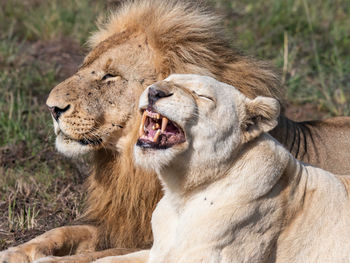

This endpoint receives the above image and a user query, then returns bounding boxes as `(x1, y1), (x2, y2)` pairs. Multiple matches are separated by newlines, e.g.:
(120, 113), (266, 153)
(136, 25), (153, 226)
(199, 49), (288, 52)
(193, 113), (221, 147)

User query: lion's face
(134, 74), (280, 174)
(46, 34), (157, 157)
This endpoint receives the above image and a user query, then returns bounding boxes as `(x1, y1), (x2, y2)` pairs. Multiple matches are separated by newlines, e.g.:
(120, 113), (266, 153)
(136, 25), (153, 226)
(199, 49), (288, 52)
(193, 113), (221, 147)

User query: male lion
(1, 0), (350, 262)
(95, 74), (350, 263)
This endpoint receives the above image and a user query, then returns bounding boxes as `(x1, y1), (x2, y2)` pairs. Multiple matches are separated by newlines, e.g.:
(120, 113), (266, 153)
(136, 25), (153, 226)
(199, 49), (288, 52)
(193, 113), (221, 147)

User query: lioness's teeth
(139, 126), (144, 137)
(156, 113), (160, 119)
(161, 117), (168, 132)
(152, 123), (160, 130)
(153, 129), (161, 142)
(139, 130), (144, 137)
(139, 111), (147, 137)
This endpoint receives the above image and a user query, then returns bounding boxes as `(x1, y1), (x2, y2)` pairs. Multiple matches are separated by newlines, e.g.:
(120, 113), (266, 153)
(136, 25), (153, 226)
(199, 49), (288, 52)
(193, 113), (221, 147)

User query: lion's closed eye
(101, 74), (122, 81)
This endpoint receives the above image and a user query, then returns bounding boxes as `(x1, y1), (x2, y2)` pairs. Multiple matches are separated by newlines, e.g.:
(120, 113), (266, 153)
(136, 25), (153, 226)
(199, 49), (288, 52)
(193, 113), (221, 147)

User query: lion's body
(48, 0), (285, 250)
(1, 1), (350, 262)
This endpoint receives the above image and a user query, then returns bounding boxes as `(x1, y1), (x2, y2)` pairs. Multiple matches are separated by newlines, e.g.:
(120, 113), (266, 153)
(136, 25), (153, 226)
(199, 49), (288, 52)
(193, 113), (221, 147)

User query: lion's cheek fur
(55, 134), (93, 157)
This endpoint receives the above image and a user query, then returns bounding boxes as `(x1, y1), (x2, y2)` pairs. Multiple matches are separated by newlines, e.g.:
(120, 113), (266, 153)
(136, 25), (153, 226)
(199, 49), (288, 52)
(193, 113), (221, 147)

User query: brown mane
(84, 124), (162, 249)
(83, 0), (283, 249)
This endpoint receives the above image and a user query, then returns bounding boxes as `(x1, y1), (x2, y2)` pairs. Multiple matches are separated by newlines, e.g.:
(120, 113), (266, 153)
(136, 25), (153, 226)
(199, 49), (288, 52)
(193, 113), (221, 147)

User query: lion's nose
(48, 105), (70, 121)
(148, 86), (173, 105)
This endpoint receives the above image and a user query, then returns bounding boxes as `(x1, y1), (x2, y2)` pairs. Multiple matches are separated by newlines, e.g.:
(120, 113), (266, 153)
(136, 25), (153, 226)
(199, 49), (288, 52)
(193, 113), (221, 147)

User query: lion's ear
(241, 96), (280, 143)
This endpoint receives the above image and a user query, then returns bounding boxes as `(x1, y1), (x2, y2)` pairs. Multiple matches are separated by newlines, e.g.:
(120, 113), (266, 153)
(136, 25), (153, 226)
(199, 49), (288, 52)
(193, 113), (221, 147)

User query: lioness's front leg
(0, 225), (97, 263)
(93, 250), (149, 263)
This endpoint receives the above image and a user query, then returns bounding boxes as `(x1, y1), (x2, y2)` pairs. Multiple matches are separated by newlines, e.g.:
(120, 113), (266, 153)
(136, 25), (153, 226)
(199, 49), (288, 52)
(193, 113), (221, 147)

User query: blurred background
(0, 0), (349, 250)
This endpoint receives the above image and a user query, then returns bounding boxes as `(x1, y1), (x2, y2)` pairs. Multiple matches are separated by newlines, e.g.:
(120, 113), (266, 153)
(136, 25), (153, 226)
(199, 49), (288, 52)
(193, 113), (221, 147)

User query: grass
(0, 0), (349, 250)
(212, 0), (350, 115)
(0, 0), (104, 44)
(8, 200), (39, 231)
(0, 0), (103, 249)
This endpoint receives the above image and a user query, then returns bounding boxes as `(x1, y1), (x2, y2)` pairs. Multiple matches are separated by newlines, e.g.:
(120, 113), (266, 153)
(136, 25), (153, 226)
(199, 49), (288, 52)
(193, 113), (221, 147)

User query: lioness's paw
(0, 248), (31, 263)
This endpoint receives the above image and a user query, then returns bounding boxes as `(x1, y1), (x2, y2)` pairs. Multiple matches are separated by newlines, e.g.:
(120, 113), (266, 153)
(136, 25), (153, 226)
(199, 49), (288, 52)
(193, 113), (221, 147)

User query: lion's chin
(55, 133), (97, 158)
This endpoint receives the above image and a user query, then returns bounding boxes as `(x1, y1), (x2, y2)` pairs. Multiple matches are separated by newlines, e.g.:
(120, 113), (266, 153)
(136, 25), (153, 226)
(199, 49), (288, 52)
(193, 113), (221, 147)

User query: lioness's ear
(241, 96), (280, 143)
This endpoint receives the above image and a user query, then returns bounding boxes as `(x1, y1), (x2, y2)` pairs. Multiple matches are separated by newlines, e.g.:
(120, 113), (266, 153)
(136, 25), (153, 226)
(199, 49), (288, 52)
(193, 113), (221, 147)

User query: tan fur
(1, 0), (350, 262)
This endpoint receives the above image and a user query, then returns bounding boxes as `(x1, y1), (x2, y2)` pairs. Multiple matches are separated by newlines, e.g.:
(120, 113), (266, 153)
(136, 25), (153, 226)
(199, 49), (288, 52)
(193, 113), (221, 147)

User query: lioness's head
(134, 74), (280, 177)
(46, 0), (280, 158)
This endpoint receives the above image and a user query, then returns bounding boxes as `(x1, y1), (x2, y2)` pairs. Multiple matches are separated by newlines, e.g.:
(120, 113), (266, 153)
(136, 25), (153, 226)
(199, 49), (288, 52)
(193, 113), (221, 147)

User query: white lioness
(95, 74), (350, 263)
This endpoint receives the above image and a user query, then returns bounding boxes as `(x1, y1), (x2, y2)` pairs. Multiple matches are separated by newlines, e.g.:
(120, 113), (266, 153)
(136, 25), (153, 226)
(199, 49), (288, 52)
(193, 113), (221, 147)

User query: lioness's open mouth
(137, 109), (185, 149)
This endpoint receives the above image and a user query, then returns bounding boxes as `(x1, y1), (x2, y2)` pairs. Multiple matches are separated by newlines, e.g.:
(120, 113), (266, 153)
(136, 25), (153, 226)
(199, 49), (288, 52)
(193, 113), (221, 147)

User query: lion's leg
(31, 248), (141, 263)
(0, 225), (98, 263)
(92, 250), (150, 263)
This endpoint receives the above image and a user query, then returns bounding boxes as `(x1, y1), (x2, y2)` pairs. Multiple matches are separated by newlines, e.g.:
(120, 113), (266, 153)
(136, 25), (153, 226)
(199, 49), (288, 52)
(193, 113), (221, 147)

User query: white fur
(97, 74), (350, 263)
(55, 133), (92, 158)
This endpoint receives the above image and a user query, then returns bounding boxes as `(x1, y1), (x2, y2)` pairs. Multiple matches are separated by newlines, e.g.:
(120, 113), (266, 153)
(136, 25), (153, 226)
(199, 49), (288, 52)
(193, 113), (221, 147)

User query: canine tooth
(139, 123), (144, 137)
(141, 111), (147, 125)
(161, 117), (168, 132)
(153, 129), (161, 142)
(139, 111), (147, 137)
(156, 113), (160, 119)
(139, 128), (144, 137)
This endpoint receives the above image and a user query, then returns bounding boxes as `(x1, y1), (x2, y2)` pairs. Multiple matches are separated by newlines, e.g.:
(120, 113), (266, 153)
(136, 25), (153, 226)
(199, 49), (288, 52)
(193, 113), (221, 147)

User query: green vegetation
(0, 0), (349, 249)
(212, 0), (350, 115)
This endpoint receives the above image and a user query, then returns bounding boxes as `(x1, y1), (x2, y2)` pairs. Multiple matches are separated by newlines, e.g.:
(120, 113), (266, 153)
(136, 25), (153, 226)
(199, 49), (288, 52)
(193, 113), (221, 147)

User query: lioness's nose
(148, 86), (173, 105)
(48, 105), (70, 121)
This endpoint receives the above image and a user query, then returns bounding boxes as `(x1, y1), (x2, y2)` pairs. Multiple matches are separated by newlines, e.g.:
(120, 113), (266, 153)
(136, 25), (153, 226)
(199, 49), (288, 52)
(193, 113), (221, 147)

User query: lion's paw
(0, 248), (31, 263)
(93, 257), (115, 263)
(33, 256), (73, 263)
(93, 256), (129, 263)
(32, 256), (59, 263)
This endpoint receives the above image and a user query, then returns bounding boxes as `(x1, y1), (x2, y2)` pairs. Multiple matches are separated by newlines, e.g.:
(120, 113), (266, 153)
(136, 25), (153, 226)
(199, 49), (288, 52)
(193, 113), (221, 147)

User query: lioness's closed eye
(130, 74), (350, 263)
